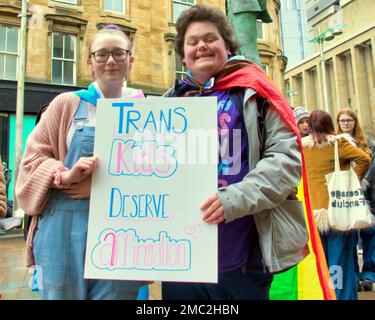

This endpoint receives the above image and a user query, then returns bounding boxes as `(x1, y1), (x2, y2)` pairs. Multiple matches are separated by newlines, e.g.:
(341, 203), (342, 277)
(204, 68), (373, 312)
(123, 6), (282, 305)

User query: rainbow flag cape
(212, 61), (336, 300)
(270, 179), (336, 300)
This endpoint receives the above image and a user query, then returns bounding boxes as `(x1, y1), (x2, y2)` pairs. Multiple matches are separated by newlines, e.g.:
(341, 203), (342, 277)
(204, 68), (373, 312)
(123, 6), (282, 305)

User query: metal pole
(13, 0), (28, 215)
(319, 40), (330, 113)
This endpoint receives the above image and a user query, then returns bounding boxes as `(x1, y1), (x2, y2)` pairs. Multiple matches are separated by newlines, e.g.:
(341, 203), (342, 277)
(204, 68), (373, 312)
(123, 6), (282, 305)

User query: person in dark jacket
(360, 153), (375, 291)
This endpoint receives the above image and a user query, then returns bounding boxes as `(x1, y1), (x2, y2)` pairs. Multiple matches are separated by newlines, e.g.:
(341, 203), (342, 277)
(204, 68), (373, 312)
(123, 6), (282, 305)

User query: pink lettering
(92, 230), (191, 271)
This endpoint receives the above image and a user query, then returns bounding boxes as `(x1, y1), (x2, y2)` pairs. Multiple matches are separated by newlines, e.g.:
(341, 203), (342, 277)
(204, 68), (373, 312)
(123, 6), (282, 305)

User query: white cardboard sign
(84, 97), (218, 283)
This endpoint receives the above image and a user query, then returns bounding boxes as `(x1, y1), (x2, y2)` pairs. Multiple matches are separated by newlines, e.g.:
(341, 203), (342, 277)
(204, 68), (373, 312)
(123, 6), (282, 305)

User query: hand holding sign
(61, 156), (99, 185)
(200, 194), (226, 224)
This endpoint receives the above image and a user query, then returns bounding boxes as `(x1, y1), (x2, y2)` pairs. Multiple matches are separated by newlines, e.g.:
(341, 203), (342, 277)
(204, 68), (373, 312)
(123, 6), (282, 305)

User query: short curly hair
(174, 4), (240, 59)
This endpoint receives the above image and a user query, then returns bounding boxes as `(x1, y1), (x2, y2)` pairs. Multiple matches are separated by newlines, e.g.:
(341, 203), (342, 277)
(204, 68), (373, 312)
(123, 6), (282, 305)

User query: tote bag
(324, 140), (375, 231)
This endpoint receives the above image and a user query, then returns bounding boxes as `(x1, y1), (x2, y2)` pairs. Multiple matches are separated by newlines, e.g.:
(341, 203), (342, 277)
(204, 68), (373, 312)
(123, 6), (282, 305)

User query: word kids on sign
(84, 97), (218, 283)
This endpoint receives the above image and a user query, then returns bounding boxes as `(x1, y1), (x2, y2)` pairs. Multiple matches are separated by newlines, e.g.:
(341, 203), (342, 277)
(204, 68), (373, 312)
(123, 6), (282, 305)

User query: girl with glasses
(336, 108), (375, 293)
(336, 108), (372, 154)
(16, 25), (145, 300)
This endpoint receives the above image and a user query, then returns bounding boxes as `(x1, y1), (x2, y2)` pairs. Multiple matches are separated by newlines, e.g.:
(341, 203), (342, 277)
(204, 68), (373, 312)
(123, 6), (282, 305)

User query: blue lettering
(126, 110), (141, 133)
(143, 112), (157, 132)
(108, 192), (170, 220)
(109, 187), (122, 217)
(130, 195), (138, 218)
(160, 109), (172, 133)
(112, 102), (134, 134)
(172, 107), (187, 134)
(145, 194), (154, 217)
(161, 194), (169, 218)
(121, 195), (130, 217)
(138, 194), (145, 218)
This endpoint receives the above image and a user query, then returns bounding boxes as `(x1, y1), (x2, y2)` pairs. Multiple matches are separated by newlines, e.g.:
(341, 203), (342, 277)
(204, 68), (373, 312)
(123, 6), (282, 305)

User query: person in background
(336, 108), (373, 153)
(303, 109), (370, 299)
(16, 24), (144, 300)
(293, 106), (310, 137)
(0, 157), (6, 218)
(336, 108), (375, 292)
(361, 152), (375, 291)
(162, 4), (306, 300)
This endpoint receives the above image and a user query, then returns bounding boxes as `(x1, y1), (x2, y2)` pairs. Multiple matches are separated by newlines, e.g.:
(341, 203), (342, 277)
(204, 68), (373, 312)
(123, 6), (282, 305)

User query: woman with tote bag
(336, 108), (375, 292)
(302, 110), (370, 300)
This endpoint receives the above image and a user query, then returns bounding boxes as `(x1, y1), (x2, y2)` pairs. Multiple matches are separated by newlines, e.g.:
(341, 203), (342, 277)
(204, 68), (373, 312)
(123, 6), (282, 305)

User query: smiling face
(88, 33), (133, 88)
(182, 21), (230, 84)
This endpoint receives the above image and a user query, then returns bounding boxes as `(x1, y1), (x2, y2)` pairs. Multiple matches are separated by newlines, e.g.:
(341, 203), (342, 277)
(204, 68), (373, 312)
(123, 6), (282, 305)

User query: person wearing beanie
(293, 106), (310, 137)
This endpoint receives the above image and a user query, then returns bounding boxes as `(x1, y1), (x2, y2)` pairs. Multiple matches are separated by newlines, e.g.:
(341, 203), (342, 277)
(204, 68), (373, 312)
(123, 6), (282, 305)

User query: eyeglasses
(90, 49), (131, 63)
(339, 119), (354, 124)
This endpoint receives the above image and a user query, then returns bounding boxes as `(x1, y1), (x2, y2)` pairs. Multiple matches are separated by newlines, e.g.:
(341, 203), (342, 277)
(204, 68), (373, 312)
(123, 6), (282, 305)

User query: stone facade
(257, 0), (288, 91)
(284, 0), (375, 137)
(0, 0), (286, 95)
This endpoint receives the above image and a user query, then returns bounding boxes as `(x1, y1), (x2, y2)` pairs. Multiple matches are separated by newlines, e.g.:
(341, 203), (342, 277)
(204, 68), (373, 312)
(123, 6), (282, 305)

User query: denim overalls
(33, 99), (141, 299)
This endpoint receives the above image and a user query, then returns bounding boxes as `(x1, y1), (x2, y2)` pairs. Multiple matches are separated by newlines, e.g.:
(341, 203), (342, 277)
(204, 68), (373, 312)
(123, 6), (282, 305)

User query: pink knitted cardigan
(15, 92), (80, 215)
(17, 88), (144, 267)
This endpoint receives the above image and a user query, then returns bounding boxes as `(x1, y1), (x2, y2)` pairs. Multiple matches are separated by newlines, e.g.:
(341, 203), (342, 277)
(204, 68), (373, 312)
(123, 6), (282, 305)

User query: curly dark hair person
(174, 4), (240, 59)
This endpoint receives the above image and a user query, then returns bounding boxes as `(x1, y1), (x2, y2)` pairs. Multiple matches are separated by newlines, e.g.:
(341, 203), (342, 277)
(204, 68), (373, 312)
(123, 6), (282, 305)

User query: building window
(173, 0), (194, 23)
(54, 0), (78, 4)
(104, 0), (125, 14)
(175, 55), (188, 81)
(0, 25), (19, 80)
(51, 33), (76, 85)
(256, 20), (264, 40)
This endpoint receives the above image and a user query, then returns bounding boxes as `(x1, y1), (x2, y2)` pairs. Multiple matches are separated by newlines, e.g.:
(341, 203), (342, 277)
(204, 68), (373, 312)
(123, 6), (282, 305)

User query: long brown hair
(336, 108), (371, 154)
(309, 110), (335, 145)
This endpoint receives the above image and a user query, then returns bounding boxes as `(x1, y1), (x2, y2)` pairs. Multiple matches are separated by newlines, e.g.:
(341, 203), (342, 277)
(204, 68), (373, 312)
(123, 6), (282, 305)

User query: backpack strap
(228, 87), (245, 120)
(229, 87), (269, 157)
(256, 97), (270, 157)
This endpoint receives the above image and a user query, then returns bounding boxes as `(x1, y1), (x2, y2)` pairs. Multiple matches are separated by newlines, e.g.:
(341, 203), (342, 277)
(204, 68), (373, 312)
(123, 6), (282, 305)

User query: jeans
(321, 231), (357, 300)
(353, 226), (375, 282)
(162, 267), (273, 300)
(33, 102), (141, 300)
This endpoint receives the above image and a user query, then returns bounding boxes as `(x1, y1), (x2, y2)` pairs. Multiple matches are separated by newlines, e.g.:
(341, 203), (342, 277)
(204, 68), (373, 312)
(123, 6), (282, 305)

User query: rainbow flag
(270, 179), (336, 300)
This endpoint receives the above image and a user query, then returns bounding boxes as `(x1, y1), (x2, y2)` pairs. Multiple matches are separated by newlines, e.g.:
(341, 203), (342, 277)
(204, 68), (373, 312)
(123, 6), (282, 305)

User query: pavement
(0, 229), (374, 300)
(0, 229), (162, 300)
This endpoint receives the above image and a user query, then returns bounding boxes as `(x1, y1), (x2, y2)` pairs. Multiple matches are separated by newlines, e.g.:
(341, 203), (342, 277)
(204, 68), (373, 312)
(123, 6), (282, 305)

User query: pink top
(16, 87), (144, 215)
(17, 87), (144, 267)
(16, 92), (80, 215)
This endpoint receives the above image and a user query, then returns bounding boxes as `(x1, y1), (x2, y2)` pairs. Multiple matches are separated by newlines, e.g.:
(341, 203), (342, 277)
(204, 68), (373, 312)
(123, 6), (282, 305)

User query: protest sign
(84, 97), (218, 283)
